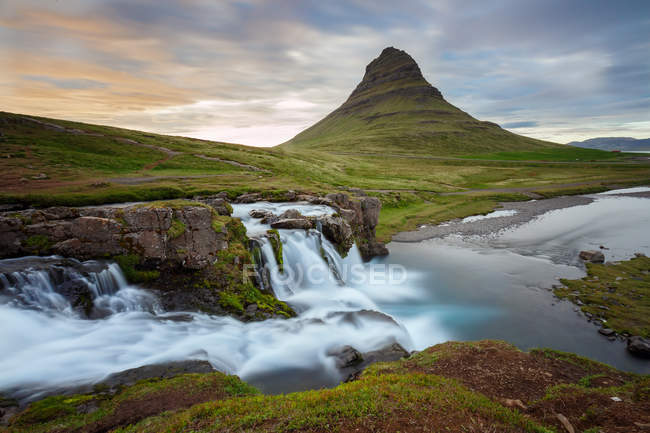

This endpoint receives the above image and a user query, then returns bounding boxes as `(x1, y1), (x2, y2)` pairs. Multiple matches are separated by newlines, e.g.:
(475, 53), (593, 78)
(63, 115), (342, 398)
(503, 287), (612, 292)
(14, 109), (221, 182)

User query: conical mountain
(281, 47), (557, 154)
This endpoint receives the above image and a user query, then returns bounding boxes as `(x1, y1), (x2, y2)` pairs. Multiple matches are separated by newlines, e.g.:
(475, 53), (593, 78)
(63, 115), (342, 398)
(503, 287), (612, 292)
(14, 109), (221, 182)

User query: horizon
(1, 0), (649, 147)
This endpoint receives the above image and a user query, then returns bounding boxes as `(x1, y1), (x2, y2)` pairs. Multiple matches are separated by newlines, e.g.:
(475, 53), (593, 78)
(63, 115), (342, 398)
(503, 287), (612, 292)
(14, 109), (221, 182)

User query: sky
(1, 0), (649, 147)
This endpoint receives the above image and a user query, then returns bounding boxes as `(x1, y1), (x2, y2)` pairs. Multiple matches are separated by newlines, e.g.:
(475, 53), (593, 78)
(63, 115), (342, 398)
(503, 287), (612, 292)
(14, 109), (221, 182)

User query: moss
(113, 255), (160, 284)
(23, 234), (52, 254)
(167, 218), (186, 239)
(555, 256), (650, 337)
(530, 348), (618, 373)
(266, 229), (283, 273)
(211, 214), (230, 233)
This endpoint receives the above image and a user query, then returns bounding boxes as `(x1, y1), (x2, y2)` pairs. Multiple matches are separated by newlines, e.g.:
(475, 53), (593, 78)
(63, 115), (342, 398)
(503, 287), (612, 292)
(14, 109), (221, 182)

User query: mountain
(568, 137), (650, 151)
(281, 47), (558, 154)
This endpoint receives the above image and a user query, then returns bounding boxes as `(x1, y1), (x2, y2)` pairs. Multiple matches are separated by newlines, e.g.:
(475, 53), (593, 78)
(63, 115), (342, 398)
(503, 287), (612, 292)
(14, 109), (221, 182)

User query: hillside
(281, 47), (559, 155)
(569, 137), (650, 151)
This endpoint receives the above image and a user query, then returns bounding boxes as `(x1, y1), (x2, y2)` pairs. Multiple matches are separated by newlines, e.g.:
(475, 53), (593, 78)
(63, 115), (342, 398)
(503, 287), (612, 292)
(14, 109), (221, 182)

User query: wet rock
(98, 360), (215, 390)
(579, 250), (605, 263)
(330, 342), (410, 382)
(271, 218), (314, 230)
(627, 336), (650, 358)
(249, 209), (273, 219)
(279, 209), (303, 219)
(318, 215), (353, 255)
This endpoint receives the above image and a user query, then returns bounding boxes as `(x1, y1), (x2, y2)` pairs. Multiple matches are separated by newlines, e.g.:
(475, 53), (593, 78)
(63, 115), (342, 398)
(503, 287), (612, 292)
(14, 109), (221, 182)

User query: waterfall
(0, 257), (160, 318)
(1, 202), (414, 400)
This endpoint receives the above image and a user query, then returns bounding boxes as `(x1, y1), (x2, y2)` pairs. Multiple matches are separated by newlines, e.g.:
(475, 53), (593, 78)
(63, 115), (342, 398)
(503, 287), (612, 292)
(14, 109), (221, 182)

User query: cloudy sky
(1, 0), (649, 146)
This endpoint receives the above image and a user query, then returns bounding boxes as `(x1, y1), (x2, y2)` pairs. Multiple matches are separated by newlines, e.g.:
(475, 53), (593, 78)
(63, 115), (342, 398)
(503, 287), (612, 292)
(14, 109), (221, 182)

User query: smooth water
(1, 192), (649, 401)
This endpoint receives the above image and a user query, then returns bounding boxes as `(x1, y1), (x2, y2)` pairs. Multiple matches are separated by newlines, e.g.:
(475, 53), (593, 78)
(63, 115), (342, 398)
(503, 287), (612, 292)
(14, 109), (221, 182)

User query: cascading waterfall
(0, 202), (414, 401)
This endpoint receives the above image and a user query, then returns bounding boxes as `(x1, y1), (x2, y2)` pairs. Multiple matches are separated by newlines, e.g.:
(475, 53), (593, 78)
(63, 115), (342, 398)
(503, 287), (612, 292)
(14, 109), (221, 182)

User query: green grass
(555, 256), (650, 337)
(114, 255), (160, 284)
(2, 111), (650, 242)
(463, 147), (626, 162)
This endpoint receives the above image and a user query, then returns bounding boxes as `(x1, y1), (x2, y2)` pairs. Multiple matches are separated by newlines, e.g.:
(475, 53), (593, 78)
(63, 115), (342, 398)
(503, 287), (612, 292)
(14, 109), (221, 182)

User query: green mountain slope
(281, 47), (559, 154)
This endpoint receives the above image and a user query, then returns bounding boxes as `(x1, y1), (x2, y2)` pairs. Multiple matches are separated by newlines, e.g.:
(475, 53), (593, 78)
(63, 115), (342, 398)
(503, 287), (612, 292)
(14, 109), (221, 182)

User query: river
(1, 188), (648, 401)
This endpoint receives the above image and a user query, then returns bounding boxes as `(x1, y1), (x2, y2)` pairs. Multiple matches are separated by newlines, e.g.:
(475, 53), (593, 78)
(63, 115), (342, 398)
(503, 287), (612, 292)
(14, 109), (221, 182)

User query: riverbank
(392, 187), (650, 242)
(3, 341), (648, 433)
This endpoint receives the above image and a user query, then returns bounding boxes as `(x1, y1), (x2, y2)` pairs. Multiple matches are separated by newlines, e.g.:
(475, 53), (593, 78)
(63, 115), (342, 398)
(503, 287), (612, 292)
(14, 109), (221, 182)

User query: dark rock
(97, 360), (215, 390)
(579, 250), (605, 263)
(318, 215), (353, 255)
(249, 209), (273, 219)
(271, 218), (314, 230)
(200, 197), (232, 216)
(329, 341), (410, 382)
(279, 209), (303, 219)
(627, 336), (650, 358)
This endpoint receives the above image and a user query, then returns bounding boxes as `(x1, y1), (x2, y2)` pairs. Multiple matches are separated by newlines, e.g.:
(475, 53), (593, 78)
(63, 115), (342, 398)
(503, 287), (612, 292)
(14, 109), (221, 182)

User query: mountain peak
(346, 47), (442, 106)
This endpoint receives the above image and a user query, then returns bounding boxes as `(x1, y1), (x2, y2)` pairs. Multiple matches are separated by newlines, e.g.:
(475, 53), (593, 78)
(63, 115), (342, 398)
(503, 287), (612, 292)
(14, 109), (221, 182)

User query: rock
(278, 209), (303, 219)
(249, 209), (273, 219)
(627, 336), (650, 358)
(329, 341), (409, 382)
(99, 360), (215, 389)
(318, 215), (353, 255)
(502, 398), (527, 411)
(555, 413), (575, 433)
(57, 279), (95, 318)
(635, 422), (650, 430)
(327, 345), (364, 369)
(234, 192), (262, 203)
(271, 218), (314, 230)
(579, 250), (605, 263)
(200, 197), (232, 216)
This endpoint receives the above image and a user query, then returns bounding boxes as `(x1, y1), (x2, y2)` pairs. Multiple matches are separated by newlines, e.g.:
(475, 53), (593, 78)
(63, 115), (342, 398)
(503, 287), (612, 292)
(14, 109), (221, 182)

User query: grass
(2, 111), (650, 242)
(462, 147), (627, 162)
(113, 255), (160, 284)
(555, 256), (650, 337)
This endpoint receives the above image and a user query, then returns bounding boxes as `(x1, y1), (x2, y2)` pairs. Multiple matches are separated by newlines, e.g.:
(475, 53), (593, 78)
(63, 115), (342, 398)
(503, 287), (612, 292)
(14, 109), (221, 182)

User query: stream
(1, 188), (649, 402)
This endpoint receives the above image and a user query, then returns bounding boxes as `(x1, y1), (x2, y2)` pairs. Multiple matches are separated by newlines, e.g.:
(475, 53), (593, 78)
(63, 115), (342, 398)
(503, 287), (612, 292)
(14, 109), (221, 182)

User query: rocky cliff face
(0, 200), (231, 269)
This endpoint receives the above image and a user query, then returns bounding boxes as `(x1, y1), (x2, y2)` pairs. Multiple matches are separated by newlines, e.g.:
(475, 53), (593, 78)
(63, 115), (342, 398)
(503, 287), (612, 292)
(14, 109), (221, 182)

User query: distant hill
(568, 137), (650, 151)
(280, 47), (559, 155)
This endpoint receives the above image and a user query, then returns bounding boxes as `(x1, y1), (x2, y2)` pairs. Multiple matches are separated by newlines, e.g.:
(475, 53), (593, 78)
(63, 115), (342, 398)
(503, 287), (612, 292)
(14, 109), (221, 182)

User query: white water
(3, 194), (649, 401)
(0, 202), (412, 400)
(462, 209), (518, 223)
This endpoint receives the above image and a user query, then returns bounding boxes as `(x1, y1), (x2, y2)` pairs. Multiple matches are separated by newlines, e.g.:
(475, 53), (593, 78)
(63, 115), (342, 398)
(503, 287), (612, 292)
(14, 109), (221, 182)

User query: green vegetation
(9, 340), (649, 433)
(212, 218), (293, 318)
(555, 256), (650, 337)
(266, 229), (284, 272)
(5, 372), (258, 433)
(2, 109), (650, 242)
(113, 255), (160, 284)
(167, 218), (186, 239)
(462, 147), (627, 162)
(22, 235), (52, 255)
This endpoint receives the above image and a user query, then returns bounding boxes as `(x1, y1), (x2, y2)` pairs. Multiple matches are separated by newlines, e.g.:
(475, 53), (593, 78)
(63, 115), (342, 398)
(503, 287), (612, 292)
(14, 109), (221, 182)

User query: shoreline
(391, 189), (650, 243)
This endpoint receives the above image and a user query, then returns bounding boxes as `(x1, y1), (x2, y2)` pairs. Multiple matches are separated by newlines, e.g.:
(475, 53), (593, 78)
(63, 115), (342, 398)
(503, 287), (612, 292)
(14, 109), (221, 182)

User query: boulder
(598, 328), (616, 337)
(279, 209), (303, 219)
(579, 250), (605, 263)
(328, 341), (410, 382)
(249, 209), (273, 219)
(627, 336), (650, 358)
(318, 216), (353, 254)
(271, 218), (314, 230)
(201, 197), (232, 216)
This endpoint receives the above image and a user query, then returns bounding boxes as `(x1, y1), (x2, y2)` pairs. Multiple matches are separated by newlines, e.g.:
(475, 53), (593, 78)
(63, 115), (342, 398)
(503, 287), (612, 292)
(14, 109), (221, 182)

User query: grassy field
(2, 111), (650, 241)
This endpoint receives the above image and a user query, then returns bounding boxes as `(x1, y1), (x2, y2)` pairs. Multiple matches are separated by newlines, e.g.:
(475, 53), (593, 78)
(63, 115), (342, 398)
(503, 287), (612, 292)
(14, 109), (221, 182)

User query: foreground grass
(5, 341), (648, 433)
(555, 256), (650, 337)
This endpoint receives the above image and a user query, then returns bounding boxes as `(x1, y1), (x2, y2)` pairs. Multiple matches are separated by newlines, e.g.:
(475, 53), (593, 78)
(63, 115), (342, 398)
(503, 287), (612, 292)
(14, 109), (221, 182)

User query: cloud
(0, 0), (649, 145)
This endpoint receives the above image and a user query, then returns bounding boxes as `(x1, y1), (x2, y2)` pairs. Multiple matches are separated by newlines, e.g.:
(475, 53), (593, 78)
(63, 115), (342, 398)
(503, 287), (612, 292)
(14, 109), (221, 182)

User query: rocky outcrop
(241, 191), (387, 260)
(627, 336), (650, 358)
(579, 250), (605, 263)
(0, 202), (229, 270)
(328, 341), (410, 382)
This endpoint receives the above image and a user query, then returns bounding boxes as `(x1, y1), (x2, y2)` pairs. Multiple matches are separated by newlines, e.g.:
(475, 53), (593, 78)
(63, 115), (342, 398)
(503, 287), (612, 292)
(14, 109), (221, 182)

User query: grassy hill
(281, 47), (559, 155)
(2, 109), (650, 242)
